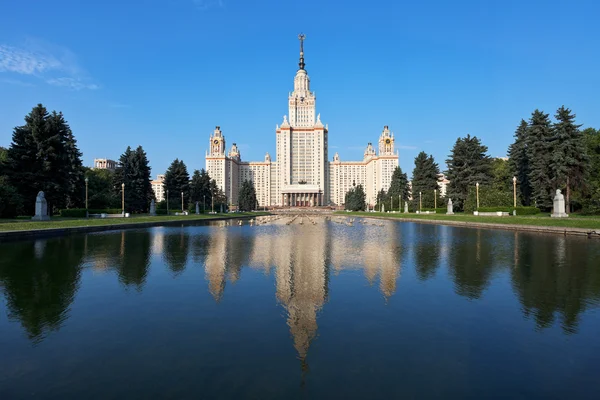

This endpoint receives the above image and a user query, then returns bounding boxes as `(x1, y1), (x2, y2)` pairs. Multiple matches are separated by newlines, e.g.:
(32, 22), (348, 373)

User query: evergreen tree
(491, 158), (512, 192)
(113, 146), (153, 213)
(164, 159), (190, 209)
(582, 128), (600, 213)
(508, 120), (532, 205)
(411, 152), (440, 209)
(208, 179), (227, 212)
(238, 180), (258, 211)
(387, 166), (411, 208)
(550, 106), (589, 211)
(5, 104), (84, 214)
(446, 134), (492, 211)
(527, 110), (554, 210)
(344, 184), (366, 211)
(189, 169), (212, 211)
(84, 168), (119, 209)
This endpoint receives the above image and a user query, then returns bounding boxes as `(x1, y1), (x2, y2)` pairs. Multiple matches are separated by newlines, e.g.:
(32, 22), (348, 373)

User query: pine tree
(164, 159), (190, 209)
(508, 119), (533, 205)
(238, 180), (257, 211)
(550, 106), (589, 211)
(411, 152), (440, 209)
(446, 134), (492, 211)
(113, 146), (153, 213)
(5, 104), (84, 214)
(527, 110), (554, 210)
(344, 184), (366, 211)
(189, 169), (213, 212)
(387, 166), (411, 209)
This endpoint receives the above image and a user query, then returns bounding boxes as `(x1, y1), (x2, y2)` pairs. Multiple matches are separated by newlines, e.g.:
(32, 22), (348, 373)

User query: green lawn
(0, 212), (268, 232)
(337, 211), (600, 230)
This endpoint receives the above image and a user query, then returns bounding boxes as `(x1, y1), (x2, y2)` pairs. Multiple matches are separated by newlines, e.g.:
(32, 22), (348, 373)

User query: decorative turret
(333, 152), (340, 163)
(228, 142), (241, 160)
(265, 152), (271, 162)
(364, 142), (376, 160)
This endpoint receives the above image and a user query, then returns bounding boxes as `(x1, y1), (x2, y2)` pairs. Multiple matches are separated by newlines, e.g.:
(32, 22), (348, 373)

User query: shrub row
(477, 206), (540, 215)
(421, 208), (447, 213)
(59, 208), (123, 217)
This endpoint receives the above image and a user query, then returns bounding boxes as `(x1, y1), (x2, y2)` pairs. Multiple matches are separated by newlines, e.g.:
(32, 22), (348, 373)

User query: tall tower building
(206, 35), (399, 208)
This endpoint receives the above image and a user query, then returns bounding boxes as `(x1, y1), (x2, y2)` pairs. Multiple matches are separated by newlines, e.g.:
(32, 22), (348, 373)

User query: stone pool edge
(352, 215), (600, 239)
(0, 214), (268, 242)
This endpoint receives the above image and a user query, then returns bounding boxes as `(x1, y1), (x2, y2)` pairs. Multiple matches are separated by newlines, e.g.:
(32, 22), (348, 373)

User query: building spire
(298, 33), (306, 70)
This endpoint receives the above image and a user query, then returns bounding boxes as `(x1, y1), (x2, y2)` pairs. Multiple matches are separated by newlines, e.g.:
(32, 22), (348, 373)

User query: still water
(1, 216), (600, 399)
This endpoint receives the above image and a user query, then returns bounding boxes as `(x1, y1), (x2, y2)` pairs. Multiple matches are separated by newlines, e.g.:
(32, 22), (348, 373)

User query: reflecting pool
(1, 216), (600, 399)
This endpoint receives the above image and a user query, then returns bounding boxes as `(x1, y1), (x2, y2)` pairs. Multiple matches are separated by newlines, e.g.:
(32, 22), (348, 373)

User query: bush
(464, 185), (514, 213)
(59, 208), (124, 217)
(476, 206), (541, 215)
(0, 177), (23, 218)
(421, 208), (447, 213)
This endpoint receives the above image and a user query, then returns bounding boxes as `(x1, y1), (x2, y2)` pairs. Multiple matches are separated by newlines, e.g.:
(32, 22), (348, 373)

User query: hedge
(421, 208), (448, 213)
(59, 208), (123, 217)
(477, 206), (540, 215)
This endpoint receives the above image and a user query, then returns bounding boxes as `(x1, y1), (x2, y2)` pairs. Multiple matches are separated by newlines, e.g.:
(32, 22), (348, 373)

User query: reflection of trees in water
(447, 229), (495, 300)
(413, 224), (441, 281)
(511, 233), (600, 334)
(0, 237), (84, 343)
(163, 230), (190, 275)
(112, 231), (152, 289)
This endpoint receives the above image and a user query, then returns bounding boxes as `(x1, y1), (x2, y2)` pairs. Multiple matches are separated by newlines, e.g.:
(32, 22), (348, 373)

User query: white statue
(404, 201), (409, 213)
(195, 202), (200, 215)
(551, 189), (569, 218)
(447, 198), (454, 215)
(32, 191), (50, 221)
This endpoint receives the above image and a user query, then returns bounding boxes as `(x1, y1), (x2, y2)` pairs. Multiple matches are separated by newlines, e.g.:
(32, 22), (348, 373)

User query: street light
(212, 195), (214, 213)
(85, 177), (89, 218)
(121, 182), (125, 216)
(166, 189), (169, 215)
(476, 182), (480, 210)
(434, 189), (437, 209)
(181, 191), (184, 212)
(419, 191), (422, 212)
(513, 176), (517, 208)
(203, 195), (206, 213)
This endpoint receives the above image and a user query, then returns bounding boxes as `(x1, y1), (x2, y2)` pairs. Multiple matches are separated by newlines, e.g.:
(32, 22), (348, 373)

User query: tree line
(345, 106), (599, 214)
(0, 104), (227, 218)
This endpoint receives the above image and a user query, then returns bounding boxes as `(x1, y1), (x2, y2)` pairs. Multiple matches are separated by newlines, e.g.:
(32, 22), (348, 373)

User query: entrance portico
(281, 184), (323, 207)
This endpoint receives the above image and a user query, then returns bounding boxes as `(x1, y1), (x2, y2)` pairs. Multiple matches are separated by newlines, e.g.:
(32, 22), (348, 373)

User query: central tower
(289, 34), (316, 128)
(276, 34), (328, 206)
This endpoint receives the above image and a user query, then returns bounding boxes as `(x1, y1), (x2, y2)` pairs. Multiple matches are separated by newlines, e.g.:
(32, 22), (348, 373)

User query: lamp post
(513, 176), (517, 208)
(181, 191), (184, 212)
(434, 189), (437, 209)
(212, 195), (214, 213)
(85, 177), (89, 218)
(166, 189), (169, 215)
(121, 182), (125, 216)
(476, 182), (480, 210)
(399, 194), (401, 213)
(419, 191), (422, 212)
(203, 195), (206, 213)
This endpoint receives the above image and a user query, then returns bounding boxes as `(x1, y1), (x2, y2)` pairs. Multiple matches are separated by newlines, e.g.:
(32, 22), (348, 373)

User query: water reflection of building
(202, 219), (402, 364)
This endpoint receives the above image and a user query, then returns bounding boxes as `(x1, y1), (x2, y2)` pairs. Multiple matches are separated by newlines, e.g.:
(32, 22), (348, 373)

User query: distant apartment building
(94, 158), (116, 171)
(151, 174), (166, 202)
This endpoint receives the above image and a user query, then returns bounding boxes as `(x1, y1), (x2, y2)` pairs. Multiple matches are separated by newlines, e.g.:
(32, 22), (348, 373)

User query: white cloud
(47, 77), (99, 91)
(0, 77), (35, 87)
(0, 40), (98, 90)
(193, 0), (224, 10)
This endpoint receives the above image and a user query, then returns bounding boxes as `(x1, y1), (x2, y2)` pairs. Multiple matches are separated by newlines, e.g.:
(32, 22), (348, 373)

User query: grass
(337, 211), (600, 230)
(0, 212), (268, 232)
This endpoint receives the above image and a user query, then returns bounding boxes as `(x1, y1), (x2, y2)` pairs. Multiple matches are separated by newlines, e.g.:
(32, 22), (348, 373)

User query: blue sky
(1, 0), (599, 178)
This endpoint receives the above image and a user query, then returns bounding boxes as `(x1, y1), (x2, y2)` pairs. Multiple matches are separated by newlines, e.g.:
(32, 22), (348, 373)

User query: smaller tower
(364, 142), (376, 160)
(209, 126), (226, 156)
(378, 125), (395, 156)
(228, 143), (241, 161)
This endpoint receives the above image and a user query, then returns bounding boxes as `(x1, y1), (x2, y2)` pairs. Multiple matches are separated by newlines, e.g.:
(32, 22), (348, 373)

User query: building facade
(206, 35), (399, 207)
(151, 174), (166, 202)
(93, 158), (116, 171)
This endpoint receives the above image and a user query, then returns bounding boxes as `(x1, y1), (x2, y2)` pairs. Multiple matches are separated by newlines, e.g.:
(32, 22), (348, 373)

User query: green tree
(189, 169), (212, 211)
(4, 105), (84, 214)
(113, 146), (154, 213)
(164, 159), (190, 210)
(209, 179), (227, 212)
(491, 158), (512, 192)
(238, 180), (258, 211)
(527, 110), (554, 210)
(344, 184), (366, 211)
(411, 152), (440, 202)
(387, 166), (410, 209)
(446, 134), (492, 211)
(84, 167), (119, 209)
(0, 147), (23, 218)
(549, 106), (589, 212)
(581, 128), (600, 213)
(508, 120), (533, 205)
